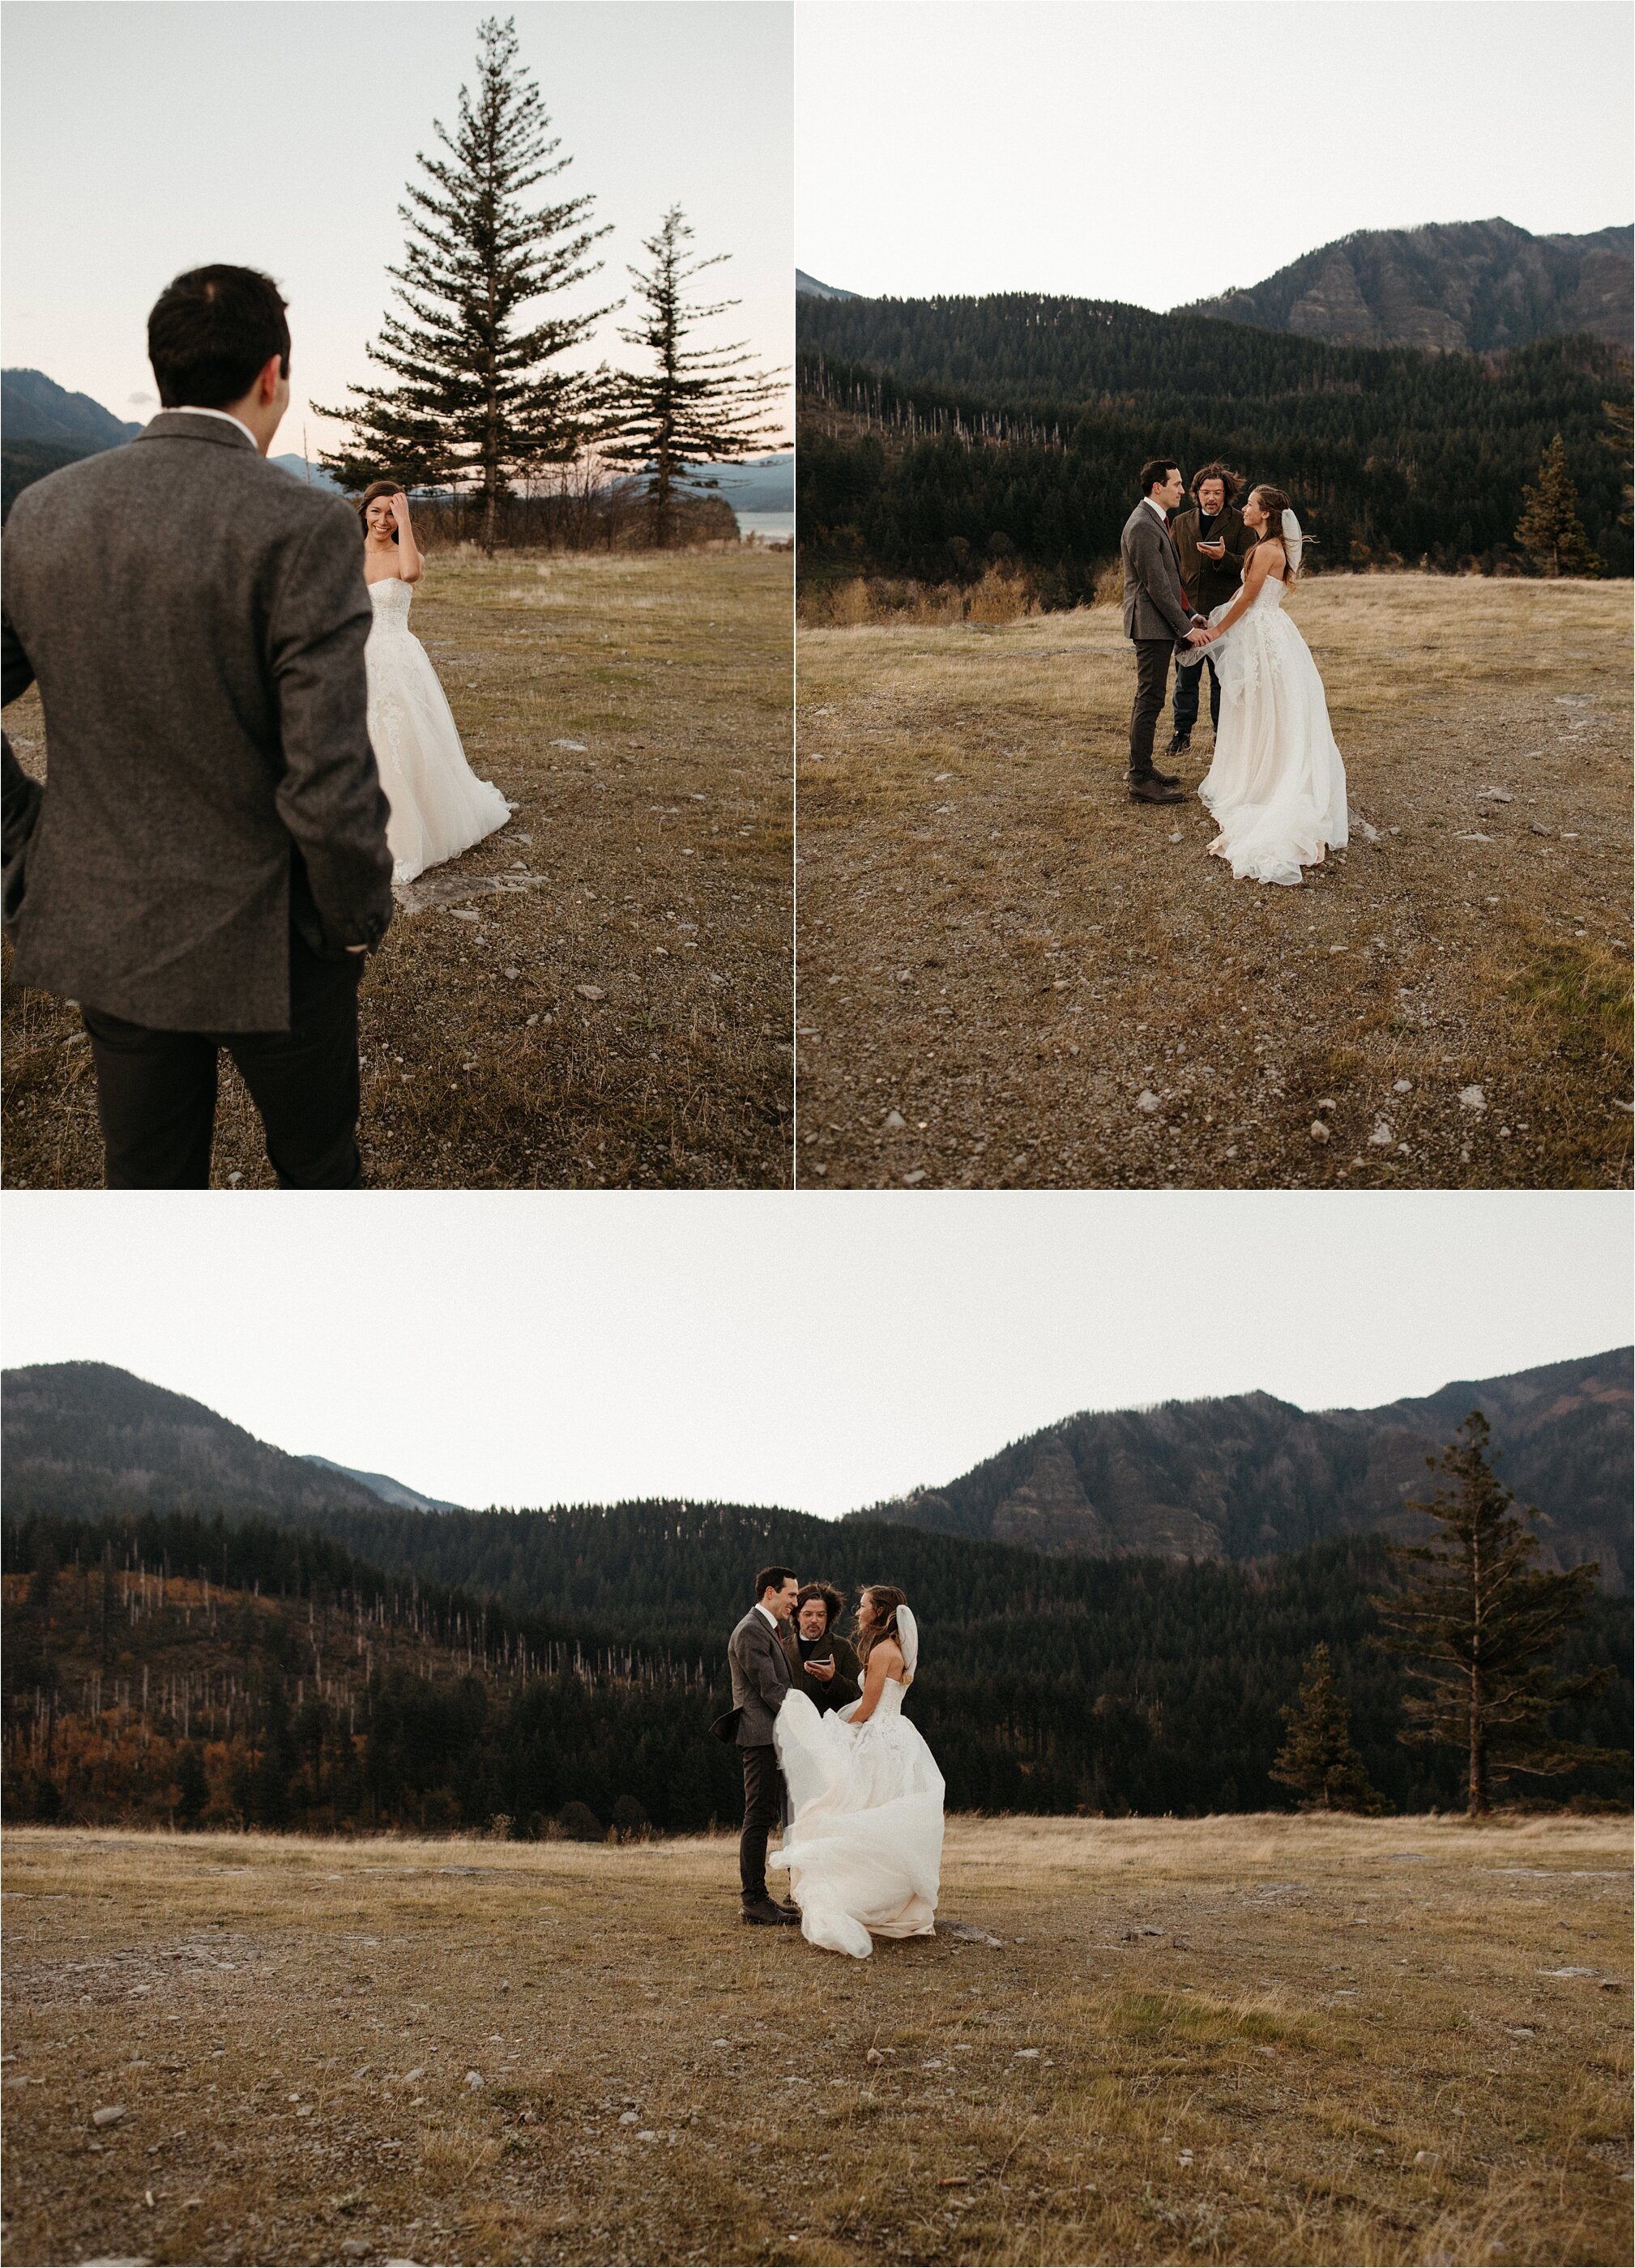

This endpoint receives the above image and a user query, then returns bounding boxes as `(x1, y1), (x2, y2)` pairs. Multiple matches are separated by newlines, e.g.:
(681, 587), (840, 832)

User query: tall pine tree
(1372, 1413), (1615, 1815)
(604, 206), (785, 545)
(1514, 435), (1603, 576)
(317, 16), (613, 554)
(1270, 1643), (1385, 1813)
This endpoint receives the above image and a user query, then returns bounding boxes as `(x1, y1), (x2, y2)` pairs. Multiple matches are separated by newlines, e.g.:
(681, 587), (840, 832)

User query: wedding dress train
(1182, 575), (1347, 888)
(769, 1679), (945, 1959)
(364, 577), (510, 884)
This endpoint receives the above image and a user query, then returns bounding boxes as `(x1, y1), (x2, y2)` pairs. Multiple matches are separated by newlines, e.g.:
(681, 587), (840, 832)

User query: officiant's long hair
(856, 1584), (908, 1664)
(1249, 485), (1300, 580)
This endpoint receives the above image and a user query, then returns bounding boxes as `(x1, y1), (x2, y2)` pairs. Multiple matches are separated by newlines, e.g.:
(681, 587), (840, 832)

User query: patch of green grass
(1511, 938), (1633, 1078)
(1114, 1990), (1316, 2049)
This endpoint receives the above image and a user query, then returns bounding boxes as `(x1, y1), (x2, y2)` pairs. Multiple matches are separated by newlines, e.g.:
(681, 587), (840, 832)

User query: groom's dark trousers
(725, 1605), (796, 1908)
(1129, 641), (1178, 774)
(738, 1746), (783, 1904)
(2, 409), (394, 1187)
(82, 930), (365, 1189)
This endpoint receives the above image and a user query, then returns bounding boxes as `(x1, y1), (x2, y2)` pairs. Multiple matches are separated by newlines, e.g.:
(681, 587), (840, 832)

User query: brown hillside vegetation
(3, 546), (792, 1189)
(796, 577), (1631, 1190)
(2, 1816), (1629, 2267)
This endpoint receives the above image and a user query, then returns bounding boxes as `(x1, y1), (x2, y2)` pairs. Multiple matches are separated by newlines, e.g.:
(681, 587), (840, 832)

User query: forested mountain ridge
(300, 1456), (464, 1514)
(6, 1354), (1627, 1824)
(5, 1511), (1626, 1827)
(796, 292), (1632, 595)
(2, 1363), (392, 1524)
(8, 1353), (1626, 1597)
(1181, 219), (1633, 352)
(2, 368), (141, 447)
(854, 1349), (1633, 1589)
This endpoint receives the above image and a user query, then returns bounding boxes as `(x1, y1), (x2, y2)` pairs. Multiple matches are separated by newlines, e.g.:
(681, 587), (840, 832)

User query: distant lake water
(736, 510), (793, 543)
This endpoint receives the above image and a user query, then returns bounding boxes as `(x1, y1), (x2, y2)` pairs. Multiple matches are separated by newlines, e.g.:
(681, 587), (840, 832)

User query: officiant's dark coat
(1168, 503), (1257, 614)
(781, 1624), (863, 1714)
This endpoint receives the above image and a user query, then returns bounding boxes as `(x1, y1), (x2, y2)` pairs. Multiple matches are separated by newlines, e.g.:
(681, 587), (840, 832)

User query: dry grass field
(2, 1813), (1629, 2268)
(2, 545), (792, 1189)
(796, 577), (1631, 1188)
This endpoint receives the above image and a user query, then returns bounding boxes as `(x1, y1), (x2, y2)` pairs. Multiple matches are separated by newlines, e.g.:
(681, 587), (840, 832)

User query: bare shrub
(1093, 556), (1125, 608)
(964, 564), (1037, 625)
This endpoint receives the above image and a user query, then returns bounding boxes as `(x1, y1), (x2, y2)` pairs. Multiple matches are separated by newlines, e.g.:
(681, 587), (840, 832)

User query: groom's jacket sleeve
(2, 609), (44, 866)
(267, 505), (395, 954)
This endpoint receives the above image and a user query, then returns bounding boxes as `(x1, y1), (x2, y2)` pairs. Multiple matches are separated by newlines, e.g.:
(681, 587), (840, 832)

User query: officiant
(1166, 464), (1256, 757)
(783, 1581), (862, 1712)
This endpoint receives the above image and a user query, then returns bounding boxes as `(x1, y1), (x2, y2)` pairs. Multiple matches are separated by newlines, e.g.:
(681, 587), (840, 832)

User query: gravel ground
(2, 1814), (1629, 2266)
(3, 545), (793, 1189)
(796, 577), (1631, 1189)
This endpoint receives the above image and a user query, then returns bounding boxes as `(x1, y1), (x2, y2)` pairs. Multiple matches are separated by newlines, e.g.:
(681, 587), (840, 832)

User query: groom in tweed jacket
(1120, 458), (1210, 804)
(719, 1566), (808, 1926)
(2, 264), (393, 1188)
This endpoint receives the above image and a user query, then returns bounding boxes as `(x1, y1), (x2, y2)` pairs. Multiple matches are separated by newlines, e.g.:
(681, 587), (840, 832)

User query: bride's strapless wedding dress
(769, 1680), (945, 1959)
(1188, 576), (1347, 888)
(365, 577), (510, 884)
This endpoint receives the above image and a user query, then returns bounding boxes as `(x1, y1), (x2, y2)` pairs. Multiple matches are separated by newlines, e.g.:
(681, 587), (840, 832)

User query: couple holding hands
(1120, 458), (1350, 890)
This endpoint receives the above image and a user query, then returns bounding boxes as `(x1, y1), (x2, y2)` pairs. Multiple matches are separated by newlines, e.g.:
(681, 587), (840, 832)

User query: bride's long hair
(1248, 485), (1297, 580)
(856, 1584), (908, 1667)
(356, 480), (400, 544)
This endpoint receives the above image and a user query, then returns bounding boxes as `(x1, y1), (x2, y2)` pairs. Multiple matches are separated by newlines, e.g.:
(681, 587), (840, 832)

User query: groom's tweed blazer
(1, 411), (393, 1033)
(1120, 501), (1196, 642)
(726, 1606), (796, 1747)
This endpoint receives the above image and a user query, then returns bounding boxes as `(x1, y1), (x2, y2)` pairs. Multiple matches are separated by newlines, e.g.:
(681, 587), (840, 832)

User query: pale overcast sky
(796, 1), (1633, 308)
(2, 0), (792, 455)
(2, 1192), (1627, 1516)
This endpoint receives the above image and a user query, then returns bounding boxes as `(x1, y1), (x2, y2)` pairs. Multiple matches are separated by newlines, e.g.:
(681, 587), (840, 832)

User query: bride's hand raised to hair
(389, 491), (412, 527)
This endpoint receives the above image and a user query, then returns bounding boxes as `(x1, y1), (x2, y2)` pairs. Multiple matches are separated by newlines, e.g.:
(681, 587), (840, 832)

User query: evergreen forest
(796, 293), (1633, 602)
(4, 1500), (1627, 1837)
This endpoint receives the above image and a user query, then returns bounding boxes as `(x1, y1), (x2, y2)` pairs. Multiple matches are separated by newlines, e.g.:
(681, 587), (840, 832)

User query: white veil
(895, 1605), (919, 1683)
(1281, 506), (1304, 573)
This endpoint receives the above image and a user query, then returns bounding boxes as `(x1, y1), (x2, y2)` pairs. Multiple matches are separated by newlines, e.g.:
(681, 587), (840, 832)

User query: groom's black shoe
(775, 1899), (802, 1924)
(741, 1896), (792, 1927)
(1148, 765), (1182, 788)
(1128, 774), (1185, 804)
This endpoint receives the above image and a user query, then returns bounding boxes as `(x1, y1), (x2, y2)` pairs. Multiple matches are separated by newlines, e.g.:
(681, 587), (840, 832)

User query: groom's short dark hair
(1140, 458), (1180, 497)
(148, 265), (291, 410)
(755, 1565), (797, 1601)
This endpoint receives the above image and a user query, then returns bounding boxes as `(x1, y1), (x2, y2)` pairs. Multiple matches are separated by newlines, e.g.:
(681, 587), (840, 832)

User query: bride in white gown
(1181, 485), (1347, 888)
(357, 485), (510, 884)
(770, 1586), (945, 1959)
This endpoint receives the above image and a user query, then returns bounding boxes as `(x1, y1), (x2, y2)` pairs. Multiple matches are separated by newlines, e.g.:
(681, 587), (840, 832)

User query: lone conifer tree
(1270, 1643), (1385, 1813)
(1372, 1413), (1616, 1815)
(317, 16), (613, 554)
(1513, 435), (1602, 577)
(604, 205), (785, 545)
